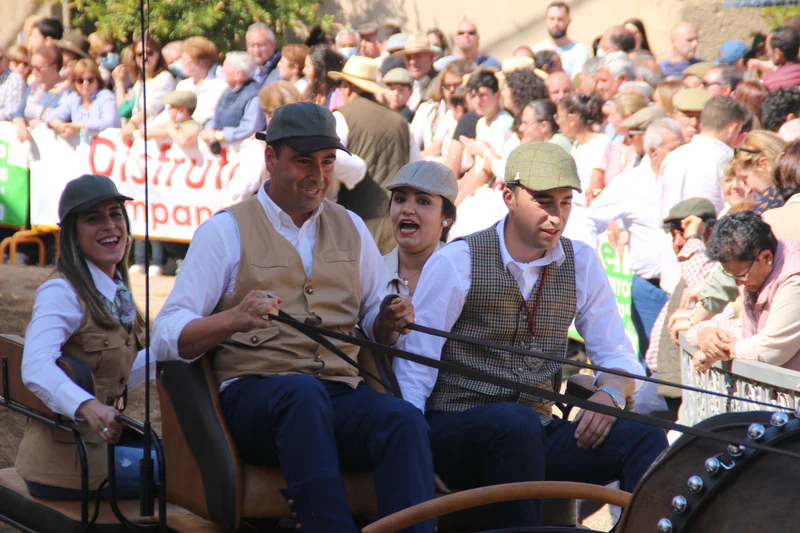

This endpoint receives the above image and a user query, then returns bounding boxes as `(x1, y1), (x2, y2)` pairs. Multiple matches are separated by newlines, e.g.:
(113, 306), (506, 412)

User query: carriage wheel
(360, 481), (630, 533)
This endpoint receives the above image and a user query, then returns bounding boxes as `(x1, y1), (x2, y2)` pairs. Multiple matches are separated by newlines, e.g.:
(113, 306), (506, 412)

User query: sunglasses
(457, 30), (477, 36)
(442, 83), (461, 92)
(77, 77), (97, 84)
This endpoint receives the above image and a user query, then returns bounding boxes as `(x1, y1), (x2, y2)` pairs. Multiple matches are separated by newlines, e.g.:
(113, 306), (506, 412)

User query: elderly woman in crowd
(384, 161), (457, 295)
(48, 59), (119, 145)
(13, 46), (71, 142)
(691, 211), (800, 373)
(116, 35), (176, 141)
(175, 36), (227, 126)
(303, 44), (344, 109)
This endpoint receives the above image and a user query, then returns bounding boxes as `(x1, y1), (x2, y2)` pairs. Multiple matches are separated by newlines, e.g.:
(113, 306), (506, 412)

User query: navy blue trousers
(220, 374), (435, 533)
(427, 402), (668, 528)
(631, 275), (669, 360)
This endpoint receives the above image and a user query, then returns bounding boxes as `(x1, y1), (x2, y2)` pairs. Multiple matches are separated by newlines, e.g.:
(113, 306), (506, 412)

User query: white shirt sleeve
(394, 242), (472, 412)
(334, 111), (349, 147)
(572, 241), (646, 386)
(408, 123), (422, 163)
(152, 212), (240, 362)
(347, 211), (392, 339)
(21, 279), (95, 419)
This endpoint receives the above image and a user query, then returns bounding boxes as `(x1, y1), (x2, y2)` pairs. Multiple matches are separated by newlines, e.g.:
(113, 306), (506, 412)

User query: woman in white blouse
(116, 35), (176, 140)
(555, 92), (609, 205)
(383, 161), (458, 296)
(17, 174), (149, 500)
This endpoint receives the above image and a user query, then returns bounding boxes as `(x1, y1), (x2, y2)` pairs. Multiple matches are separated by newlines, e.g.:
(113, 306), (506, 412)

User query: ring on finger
(102, 427), (109, 434)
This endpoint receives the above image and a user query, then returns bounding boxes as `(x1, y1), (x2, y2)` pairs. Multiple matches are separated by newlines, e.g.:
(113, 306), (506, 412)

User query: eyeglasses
(457, 30), (477, 36)
(702, 80), (721, 88)
(722, 252), (762, 281)
(76, 77), (97, 84)
(442, 83), (461, 92)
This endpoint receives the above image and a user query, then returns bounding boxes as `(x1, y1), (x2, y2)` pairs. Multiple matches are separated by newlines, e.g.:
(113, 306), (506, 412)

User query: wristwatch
(598, 385), (626, 410)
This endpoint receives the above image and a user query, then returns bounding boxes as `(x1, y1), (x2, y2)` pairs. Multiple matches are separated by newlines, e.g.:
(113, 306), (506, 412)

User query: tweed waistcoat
(212, 79), (260, 129)
(211, 197), (364, 387)
(426, 226), (577, 422)
(337, 95), (410, 220)
(16, 275), (140, 490)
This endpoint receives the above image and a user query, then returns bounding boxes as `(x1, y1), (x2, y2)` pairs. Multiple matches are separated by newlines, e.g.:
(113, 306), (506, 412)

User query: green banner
(0, 136), (29, 228)
(568, 241), (639, 352)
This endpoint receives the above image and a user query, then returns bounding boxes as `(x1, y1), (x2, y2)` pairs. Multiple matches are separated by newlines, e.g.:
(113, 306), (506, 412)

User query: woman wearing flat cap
(384, 160), (458, 295)
(16, 174), (150, 500)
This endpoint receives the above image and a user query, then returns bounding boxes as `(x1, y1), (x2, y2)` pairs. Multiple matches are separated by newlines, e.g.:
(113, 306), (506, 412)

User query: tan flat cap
(506, 142), (581, 192)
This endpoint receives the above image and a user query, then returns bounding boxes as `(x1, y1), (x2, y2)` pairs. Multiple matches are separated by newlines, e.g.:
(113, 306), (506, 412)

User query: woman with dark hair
(116, 35), (176, 140)
(762, 141), (800, 240)
(384, 161), (458, 295)
(17, 174), (151, 500)
(303, 44), (344, 109)
(692, 211), (800, 373)
(555, 92), (608, 204)
(624, 18), (652, 53)
(426, 28), (449, 58)
(518, 99), (573, 152)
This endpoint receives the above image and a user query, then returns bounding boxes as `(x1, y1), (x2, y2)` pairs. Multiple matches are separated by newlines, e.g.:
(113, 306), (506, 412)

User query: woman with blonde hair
(729, 129), (786, 213)
(654, 79), (683, 115)
(258, 80), (303, 120)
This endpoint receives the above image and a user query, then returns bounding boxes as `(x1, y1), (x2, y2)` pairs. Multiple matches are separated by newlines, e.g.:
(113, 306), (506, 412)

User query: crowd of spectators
(4, 3), (800, 424)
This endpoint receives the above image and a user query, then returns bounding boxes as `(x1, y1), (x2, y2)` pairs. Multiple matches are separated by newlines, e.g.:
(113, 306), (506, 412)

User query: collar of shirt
(384, 242), (445, 290)
(495, 217), (565, 282)
(85, 259), (122, 302)
(690, 133), (731, 154)
(257, 181), (324, 233)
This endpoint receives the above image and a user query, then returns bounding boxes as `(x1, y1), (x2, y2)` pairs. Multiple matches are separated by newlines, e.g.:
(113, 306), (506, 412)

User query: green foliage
(72, 0), (331, 51)
(762, 6), (800, 29)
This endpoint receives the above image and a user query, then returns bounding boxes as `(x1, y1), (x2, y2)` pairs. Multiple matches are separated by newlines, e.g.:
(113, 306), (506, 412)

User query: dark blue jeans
(25, 445), (157, 500)
(220, 375), (435, 533)
(427, 402), (667, 528)
(631, 275), (669, 360)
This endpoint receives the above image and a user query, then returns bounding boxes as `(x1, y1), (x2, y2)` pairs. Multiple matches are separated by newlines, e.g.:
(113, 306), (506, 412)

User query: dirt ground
(0, 264), (613, 531)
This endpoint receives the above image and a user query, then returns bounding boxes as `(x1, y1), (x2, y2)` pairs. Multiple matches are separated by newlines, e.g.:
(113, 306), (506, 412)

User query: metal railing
(679, 335), (800, 426)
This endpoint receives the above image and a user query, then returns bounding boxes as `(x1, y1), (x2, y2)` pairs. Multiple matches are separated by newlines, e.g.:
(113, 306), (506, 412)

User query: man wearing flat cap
(154, 102), (434, 532)
(397, 142), (667, 529)
(330, 56), (421, 253)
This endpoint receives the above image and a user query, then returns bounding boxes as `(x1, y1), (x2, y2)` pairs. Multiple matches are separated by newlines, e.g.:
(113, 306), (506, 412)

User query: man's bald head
(545, 71), (573, 104)
(670, 22), (699, 62)
(454, 20), (480, 59)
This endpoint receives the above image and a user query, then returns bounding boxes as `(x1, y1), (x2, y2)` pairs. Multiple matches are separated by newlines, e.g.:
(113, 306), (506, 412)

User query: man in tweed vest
(396, 143), (668, 528)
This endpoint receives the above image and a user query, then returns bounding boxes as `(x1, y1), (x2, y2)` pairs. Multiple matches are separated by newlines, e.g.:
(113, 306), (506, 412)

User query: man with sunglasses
(452, 20), (500, 69)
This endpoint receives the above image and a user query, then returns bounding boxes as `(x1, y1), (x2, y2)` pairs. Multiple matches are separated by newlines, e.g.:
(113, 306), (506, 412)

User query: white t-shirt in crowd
(532, 39), (590, 78)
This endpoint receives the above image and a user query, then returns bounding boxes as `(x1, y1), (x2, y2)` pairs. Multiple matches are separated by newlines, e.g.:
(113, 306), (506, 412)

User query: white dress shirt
(21, 261), (151, 419)
(395, 218), (644, 412)
(152, 183), (390, 372)
(584, 158), (664, 279)
(175, 76), (229, 126)
(657, 134), (730, 218)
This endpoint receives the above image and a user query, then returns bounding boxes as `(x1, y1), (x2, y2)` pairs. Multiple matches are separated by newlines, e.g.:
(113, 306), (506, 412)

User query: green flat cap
(505, 142), (581, 192)
(256, 101), (349, 154)
(164, 90), (197, 109)
(663, 197), (717, 224)
(383, 67), (414, 85)
(673, 88), (711, 113)
(620, 105), (666, 132)
(58, 174), (132, 224)
(387, 161), (458, 203)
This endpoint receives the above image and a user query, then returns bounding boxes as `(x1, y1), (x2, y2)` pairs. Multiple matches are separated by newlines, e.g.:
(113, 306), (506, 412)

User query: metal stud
(704, 457), (721, 475)
(747, 423), (766, 440)
(657, 518), (674, 533)
(687, 475), (704, 493)
(672, 495), (688, 513)
(728, 444), (744, 457)
(772, 412), (790, 428)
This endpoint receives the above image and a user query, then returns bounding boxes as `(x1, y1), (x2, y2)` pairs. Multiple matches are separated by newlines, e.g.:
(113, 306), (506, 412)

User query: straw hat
(328, 56), (386, 94)
(56, 31), (91, 60)
(393, 33), (436, 60)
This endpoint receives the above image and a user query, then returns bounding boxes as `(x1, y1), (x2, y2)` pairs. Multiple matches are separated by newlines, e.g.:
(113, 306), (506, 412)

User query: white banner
(27, 126), (266, 241)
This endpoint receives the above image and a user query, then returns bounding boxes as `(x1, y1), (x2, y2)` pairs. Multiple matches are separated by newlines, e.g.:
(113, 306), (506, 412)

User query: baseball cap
(505, 142), (581, 192)
(255, 102), (350, 154)
(663, 197), (718, 224)
(58, 174), (132, 224)
(717, 40), (748, 65)
(387, 161), (458, 204)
